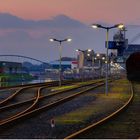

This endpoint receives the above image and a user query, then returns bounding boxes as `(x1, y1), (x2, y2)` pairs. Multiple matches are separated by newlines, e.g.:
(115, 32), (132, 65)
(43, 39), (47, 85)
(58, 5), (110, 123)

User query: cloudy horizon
(1, 0), (140, 62)
(0, 12), (119, 62)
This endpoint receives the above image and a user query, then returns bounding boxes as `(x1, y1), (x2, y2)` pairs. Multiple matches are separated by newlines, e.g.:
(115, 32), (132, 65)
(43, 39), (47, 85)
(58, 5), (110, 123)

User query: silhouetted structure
(126, 52), (140, 81)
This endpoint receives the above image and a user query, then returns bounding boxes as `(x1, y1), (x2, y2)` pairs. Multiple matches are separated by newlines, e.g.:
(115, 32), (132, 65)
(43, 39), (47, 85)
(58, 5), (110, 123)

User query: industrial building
(110, 30), (140, 63)
(76, 49), (94, 69)
(50, 60), (78, 71)
(0, 61), (22, 74)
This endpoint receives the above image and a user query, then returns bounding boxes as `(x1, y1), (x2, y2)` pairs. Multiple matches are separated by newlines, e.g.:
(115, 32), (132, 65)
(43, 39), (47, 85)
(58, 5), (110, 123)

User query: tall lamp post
(50, 38), (72, 86)
(91, 23), (124, 95)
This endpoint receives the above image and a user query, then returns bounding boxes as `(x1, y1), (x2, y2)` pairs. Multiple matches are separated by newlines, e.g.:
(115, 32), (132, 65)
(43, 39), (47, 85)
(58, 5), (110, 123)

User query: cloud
(0, 13), (122, 61)
(0, 13), (33, 29)
(0, 13), (86, 29)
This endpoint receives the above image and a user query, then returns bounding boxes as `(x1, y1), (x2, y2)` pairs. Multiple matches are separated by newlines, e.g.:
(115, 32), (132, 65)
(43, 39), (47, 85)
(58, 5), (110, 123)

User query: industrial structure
(0, 61), (22, 74)
(109, 28), (140, 63)
(50, 60), (78, 71)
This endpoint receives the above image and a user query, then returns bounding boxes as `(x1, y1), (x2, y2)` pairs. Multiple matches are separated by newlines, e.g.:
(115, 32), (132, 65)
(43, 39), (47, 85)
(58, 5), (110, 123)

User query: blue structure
(124, 44), (140, 58)
(107, 41), (125, 56)
(50, 61), (72, 71)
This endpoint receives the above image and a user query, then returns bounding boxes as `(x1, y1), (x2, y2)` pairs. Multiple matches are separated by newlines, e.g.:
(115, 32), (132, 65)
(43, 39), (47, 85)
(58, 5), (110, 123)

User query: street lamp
(96, 53), (100, 57)
(91, 23), (124, 95)
(87, 49), (92, 52)
(49, 38), (72, 86)
(102, 57), (105, 60)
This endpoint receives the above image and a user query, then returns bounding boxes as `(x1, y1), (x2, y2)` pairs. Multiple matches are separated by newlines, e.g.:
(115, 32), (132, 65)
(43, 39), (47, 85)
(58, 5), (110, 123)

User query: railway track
(0, 88), (18, 103)
(0, 80), (83, 124)
(0, 85), (41, 107)
(0, 86), (43, 124)
(0, 79), (105, 129)
(0, 80), (80, 107)
(0, 79), (137, 139)
(0, 80), (101, 112)
(64, 81), (140, 139)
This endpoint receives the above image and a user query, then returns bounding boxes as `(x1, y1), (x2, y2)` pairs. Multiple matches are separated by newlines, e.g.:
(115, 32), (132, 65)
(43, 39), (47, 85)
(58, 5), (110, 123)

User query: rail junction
(0, 78), (139, 139)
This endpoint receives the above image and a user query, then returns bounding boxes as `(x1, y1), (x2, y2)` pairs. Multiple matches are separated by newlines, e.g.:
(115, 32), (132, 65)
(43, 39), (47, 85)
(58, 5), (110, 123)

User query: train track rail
(0, 86), (43, 124)
(0, 80), (80, 107)
(64, 82), (134, 139)
(0, 84), (48, 107)
(0, 80), (105, 128)
(0, 80), (86, 126)
(0, 80), (102, 111)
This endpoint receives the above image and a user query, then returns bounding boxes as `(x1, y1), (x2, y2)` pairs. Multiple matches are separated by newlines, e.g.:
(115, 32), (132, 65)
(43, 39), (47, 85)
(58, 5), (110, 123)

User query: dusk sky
(1, 0), (140, 62)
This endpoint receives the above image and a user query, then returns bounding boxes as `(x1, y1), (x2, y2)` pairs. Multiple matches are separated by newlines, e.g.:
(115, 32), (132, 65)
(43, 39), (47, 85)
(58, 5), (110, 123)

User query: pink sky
(1, 0), (140, 24)
(1, 0), (140, 61)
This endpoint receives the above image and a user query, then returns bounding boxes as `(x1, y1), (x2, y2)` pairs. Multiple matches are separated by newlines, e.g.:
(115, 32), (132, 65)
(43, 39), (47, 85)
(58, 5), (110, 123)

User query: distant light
(87, 54), (90, 56)
(2, 63), (6, 66)
(91, 24), (98, 29)
(110, 61), (113, 64)
(67, 38), (72, 42)
(87, 49), (91, 52)
(76, 49), (79, 52)
(49, 38), (54, 42)
(117, 24), (124, 29)
(102, 57), (105, 60)
(97, 53), (100, 57)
